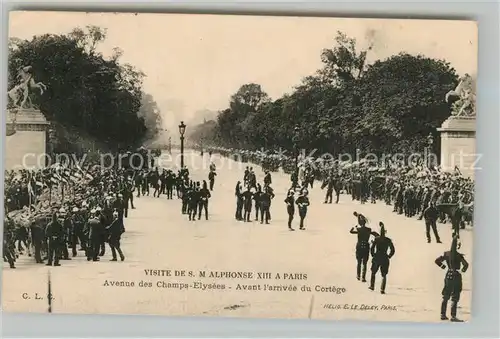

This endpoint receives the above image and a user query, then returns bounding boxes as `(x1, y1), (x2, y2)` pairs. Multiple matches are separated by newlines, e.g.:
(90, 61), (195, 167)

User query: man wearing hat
(87, 209), (104, 262)
(350, 212), (377, 282)
(284, 189), (295, 231)
(296, 189), (310, 230)
(59, 208), (72, 261)
(70, 207), (84, 257)
(435, 235), (469, 322)
(198, 181), (211, 220)
(242, 185), (254, 222)
(3, 216), (16, 268)
(45, 212), (64, 266)
(106, 211), (125, 261)
(369, 222), (395, 294)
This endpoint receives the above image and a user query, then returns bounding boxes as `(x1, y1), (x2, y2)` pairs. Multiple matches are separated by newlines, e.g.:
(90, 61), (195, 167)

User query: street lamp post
(168, 137), (172, 154)
(292, 125), (300, 180)
(178, 121), (186, 168)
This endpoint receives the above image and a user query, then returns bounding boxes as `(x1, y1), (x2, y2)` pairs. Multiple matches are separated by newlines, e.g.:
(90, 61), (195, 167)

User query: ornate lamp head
(178, 121), (186, 137)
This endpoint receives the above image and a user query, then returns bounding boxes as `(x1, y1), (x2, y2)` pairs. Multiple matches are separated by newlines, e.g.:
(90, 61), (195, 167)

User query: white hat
(59, 208), (66, 213)
(96, 207), (102, 212)
(90, 209), (96, 214)
(72, 207), (79, 213)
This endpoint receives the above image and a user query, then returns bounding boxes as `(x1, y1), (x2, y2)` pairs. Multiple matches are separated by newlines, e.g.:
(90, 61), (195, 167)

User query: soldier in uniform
(424, 202), (442, 243)
(350, 212), (377, 282)
(3, 216), (16, 268)
(30, 216), (46, 264)
(188, 182), (200, 221)
(106, 211), (125, 261)
(70, 207), (83, 257)
(181, 181), (189, 214)
(247, 168), (257, 189)
(243, 167), (250, 184)
(284, 189), (295, 231)
(296, 190), (310, 230)
(321, 175), (334, 204)
(198, 181), (211, 220)
(263, 170), (272, 187)
(242, 186), (254, 222)
(260, 185), (274, 224)
(208, 169), (217, 191)
(45, 212), (64, 266)
(134, 171), (143, 198)
(60, 209), (73, 261)
(435, 235), (469, 322)
(87, 210), (104, 262)
(253, 184), (263, 221)
(369, 222), (395, 294)
(165, 170), (175, 199)
(235, 181), (244, 221)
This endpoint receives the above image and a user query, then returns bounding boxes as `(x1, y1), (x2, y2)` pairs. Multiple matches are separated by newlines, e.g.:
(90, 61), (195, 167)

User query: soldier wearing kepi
(296, 189), (310, 230)
(350, 212), (376, 282)
(435, 234), (469, 322)
(106, 211), (125, 261)
(87, 210), (104, 262)
(424, 201), (442, 243)
(45, 212), (64, 266)
(284, 189), (295, 231)
(369, 222), (395, 294)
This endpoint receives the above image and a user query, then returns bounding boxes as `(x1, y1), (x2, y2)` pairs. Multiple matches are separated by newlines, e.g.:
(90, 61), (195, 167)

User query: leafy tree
(188, 31), (459, 158)
(8, 25), (160, 152)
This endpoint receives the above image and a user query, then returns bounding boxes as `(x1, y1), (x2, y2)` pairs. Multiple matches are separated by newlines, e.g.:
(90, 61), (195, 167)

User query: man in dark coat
(106, 211), (125, 261)
(45, 212), (64, 266)
(435, 235), (469, 322)
(369, 222), (395, 294)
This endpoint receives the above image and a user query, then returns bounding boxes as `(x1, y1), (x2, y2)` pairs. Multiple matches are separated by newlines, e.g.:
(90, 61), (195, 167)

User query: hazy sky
(9, 12), (477, 130)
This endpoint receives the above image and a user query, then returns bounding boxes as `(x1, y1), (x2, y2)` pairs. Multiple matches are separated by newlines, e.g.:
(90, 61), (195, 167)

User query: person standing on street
(350, 213), (376, 282)
(435, 235), (469, 322)
(208, 169), (217, 191)
(296, 190), (310, 230)
(45, 212), (64, 266)
(284, 189), (295, 231)
(235, 181), (244, 221)
(260, 185), (274, 224)
(198, 181), (211, 220)
(424, 202), (442, 243)
(106, 211), (125, 261)
(87, 210), (104, 262)
(369, 222), (395, 294)
(242, 186), (254, 222)
(253, 184), (263, 221)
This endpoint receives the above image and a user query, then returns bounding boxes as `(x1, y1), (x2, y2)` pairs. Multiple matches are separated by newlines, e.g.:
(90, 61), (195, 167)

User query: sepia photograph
(3, 11), (477, 323)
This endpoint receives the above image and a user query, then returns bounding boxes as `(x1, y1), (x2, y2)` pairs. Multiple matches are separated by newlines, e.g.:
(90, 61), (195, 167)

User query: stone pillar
(437, 116), (476, 178)
(5, 108), (49, 170)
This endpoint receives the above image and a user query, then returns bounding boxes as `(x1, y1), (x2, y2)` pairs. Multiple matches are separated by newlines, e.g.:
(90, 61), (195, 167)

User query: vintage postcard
(3, 11), (477, 323)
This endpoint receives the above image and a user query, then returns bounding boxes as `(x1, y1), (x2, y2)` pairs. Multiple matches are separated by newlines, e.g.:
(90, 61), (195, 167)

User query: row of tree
(189, 31), (459, 156)
(8, 25), (162, 153)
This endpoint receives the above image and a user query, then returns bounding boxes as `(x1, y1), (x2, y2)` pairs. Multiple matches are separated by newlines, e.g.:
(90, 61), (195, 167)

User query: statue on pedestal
(8, 65), (47, 109)
(445, 74), (476, 117)
(6, 65), (48, 136)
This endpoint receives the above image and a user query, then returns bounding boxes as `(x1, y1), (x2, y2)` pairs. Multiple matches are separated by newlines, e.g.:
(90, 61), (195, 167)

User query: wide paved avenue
(2, 150), (472, 322)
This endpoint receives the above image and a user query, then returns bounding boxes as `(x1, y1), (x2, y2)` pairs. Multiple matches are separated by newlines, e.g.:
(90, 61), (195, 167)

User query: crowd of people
(3, 145), (473, 322)
(209, 146), (474, 236)
(208, 146), (471, 322)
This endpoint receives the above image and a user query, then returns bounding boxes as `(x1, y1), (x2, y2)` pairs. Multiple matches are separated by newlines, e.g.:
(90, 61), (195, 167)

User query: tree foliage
(8, 25), (161, 152)
(190, 31), (459, 156)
